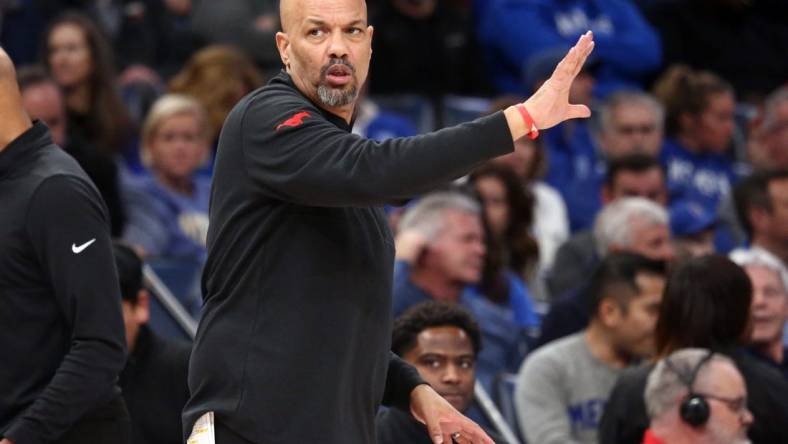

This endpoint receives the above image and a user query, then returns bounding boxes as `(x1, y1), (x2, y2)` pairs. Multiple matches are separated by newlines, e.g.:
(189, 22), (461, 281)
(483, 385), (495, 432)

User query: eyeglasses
(695, 392), (748, 416)
(614, 124), (657, 136)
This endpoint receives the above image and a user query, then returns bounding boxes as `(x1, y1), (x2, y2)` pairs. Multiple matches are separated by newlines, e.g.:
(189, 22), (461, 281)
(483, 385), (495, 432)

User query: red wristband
(516, 104), (539, 140)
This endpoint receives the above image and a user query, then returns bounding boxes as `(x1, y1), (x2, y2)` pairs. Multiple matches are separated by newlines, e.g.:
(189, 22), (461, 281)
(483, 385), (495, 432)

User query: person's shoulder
(525, 332), (585, 367)
(33, 142), (93, 183)
(616, 363), (654, 388)
(732, 349), (788, 386)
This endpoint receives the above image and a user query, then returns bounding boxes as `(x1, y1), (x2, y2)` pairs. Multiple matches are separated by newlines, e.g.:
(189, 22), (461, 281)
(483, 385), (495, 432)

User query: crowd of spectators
(2, 0), (788, 443)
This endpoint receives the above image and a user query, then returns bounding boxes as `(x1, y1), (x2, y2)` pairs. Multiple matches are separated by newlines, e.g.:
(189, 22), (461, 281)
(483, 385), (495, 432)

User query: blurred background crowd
(3, 0), (788, 443)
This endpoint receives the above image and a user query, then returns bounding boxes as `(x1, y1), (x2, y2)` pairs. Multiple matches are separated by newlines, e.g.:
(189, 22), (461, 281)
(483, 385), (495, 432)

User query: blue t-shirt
(122, 174), (211, 262)
(544, 120), (606, 232)
(478, 0), (661, 97)
(660, 138), (736, 215)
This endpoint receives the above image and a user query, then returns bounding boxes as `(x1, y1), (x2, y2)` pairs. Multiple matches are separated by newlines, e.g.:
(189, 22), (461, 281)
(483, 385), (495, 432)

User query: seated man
(547, 152), (670, 299)
(393, 190), (533, 389)
(376, 302), (507, 444)
(642, 349), (753, 444)
(538, 196), (672, 346)
(515, 253), (666, 444)
(114, 243), (192, 444)
(730, 248), (788, 379)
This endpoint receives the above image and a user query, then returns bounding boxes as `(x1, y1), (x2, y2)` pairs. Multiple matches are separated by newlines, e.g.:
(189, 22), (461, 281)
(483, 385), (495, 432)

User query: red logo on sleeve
(275, 111), (311, 131)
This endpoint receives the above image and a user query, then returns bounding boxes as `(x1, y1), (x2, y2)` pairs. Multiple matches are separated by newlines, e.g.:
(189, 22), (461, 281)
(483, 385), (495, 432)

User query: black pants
(54, 396), (131, 444)
(215, 421), (256, 444)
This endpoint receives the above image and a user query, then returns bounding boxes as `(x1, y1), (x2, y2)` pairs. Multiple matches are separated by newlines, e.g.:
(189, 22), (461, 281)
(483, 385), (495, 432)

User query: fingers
(548, 31), (594, 88)
(426, 419), (446, 444)
(445, 420), (496, 444)
(572, 31), (595, 78)
(568, 104), (592, 119)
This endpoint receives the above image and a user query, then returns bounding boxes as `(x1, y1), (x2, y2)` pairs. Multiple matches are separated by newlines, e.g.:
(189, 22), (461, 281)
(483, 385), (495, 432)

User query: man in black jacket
(0, 46), (129, 444)
(182, 1), (596, 443)
(114, 243), (191, 444)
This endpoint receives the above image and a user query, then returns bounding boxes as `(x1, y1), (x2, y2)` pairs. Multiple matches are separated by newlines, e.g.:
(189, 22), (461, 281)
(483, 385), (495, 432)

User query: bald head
(0, 47), (33, 150)
(280, 0), (368, 33)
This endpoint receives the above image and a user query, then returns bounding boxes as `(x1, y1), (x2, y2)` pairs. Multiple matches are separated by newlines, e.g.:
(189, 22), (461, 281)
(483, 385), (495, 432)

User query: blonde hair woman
(123, 94), (212, 262)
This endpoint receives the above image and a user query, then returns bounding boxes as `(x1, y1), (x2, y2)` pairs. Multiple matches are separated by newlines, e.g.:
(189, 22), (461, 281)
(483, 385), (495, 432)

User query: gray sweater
(515, 332), (621, 444)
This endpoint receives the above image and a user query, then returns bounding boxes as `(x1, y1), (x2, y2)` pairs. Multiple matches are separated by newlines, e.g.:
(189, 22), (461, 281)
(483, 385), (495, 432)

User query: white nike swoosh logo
(72, 238), (97, 254)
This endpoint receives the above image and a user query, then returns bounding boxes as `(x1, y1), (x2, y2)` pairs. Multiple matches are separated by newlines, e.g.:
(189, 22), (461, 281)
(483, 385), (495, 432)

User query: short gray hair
(599, 91), (665, 134)
(399, 191), (481, 242)
(645, 348), (736, 420)
(593, 197), (669, 257)
(730, 248), (788, 296)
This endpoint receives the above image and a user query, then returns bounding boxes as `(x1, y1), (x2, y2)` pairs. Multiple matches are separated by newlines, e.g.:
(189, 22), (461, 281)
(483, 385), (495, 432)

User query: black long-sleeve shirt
(0, 122), (127, 444)
(182, 71), (513, 444)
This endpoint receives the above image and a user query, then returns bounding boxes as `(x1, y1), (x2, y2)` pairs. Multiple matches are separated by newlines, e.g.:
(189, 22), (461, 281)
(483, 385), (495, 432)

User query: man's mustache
(320, 58), (356, 79)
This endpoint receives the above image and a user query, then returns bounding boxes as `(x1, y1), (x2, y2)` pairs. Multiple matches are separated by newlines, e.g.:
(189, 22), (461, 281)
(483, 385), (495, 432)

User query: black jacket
(598, 348), (788, 444)
(182, 70), (513, 444)
(120, 325), (190, 444)
(0, 122), (127, 444)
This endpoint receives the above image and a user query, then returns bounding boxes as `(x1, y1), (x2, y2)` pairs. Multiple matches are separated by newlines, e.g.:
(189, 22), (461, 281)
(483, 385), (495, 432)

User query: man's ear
(275, 32), (291, 69)
(368, 25), (374, 58)
(598, 297), (622, 327)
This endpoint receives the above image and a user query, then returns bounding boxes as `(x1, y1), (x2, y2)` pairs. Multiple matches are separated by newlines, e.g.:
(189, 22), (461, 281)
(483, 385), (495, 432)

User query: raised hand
(524, 31), (595, 130)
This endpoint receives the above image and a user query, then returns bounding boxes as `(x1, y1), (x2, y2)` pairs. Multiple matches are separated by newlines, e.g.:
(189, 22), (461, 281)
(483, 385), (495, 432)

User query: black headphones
(663, 350), (715, 427)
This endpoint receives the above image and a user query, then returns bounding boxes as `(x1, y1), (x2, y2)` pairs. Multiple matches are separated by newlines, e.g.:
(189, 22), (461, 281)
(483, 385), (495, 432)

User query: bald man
(0, 47), (129, 444)
(182, 1), (595, 443)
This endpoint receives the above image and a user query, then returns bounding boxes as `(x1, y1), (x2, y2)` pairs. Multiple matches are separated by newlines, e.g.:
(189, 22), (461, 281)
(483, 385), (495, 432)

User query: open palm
(524, 31), (595, 130)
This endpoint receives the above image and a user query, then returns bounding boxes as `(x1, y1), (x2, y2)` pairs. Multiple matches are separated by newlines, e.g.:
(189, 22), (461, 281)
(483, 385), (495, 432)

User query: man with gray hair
(538, 197), (673, 347)
(392, 190), (530, 391)
(643, 348), (753, 444)
(597, 91), (665, 159)
(592, 197), (673, 260)
(730, 248), (788, 378)
(547, 154), (668, 299)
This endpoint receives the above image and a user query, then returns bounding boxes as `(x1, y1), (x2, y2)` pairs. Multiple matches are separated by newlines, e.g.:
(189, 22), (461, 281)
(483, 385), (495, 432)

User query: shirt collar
(0, 121), (52, 179)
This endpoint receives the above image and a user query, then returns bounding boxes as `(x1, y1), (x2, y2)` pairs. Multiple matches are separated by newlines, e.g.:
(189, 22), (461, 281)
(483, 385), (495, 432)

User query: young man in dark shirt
(0, 46), (128, 444)
(182, 0), (596, 442)
(377, 302), (508, 444)
(114, 243), (191, 444)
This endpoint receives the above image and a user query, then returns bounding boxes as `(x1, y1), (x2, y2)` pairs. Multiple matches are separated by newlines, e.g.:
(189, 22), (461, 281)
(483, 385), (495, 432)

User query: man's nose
(328, 30), (350, 60)
(442, 365), (460, 384)
(741, 407), (754, 427)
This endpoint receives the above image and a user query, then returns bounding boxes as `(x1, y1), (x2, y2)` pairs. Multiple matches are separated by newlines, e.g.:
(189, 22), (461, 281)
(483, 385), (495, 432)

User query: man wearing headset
(643, 348), (753, 444)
